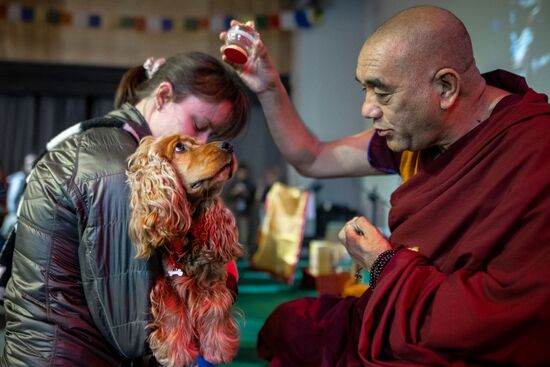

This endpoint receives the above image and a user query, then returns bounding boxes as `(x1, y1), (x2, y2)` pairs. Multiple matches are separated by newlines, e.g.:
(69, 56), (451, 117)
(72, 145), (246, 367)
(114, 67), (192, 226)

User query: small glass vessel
(223, 24), (259, 64)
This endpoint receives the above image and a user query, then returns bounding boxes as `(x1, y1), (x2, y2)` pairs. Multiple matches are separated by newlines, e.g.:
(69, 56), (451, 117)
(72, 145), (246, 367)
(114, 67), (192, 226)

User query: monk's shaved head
(354, 6), (492, 152)
(360, 6), (475, 78)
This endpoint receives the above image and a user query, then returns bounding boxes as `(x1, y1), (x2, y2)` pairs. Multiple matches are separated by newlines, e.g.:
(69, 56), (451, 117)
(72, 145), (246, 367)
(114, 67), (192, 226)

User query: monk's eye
(174, 142), (187, 152)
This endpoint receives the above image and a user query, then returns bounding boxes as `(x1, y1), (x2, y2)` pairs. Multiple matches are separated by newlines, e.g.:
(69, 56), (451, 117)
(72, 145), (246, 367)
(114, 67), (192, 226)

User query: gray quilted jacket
(0, 104), (161, 366)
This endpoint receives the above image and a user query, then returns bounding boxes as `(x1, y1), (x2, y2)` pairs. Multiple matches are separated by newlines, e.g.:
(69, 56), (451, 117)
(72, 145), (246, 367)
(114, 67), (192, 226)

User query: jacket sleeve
(77, 134), (160, 359)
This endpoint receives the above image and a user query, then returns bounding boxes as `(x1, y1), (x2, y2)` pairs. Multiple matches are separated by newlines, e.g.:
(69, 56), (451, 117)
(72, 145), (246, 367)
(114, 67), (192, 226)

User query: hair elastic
(143, 57), (166, 79)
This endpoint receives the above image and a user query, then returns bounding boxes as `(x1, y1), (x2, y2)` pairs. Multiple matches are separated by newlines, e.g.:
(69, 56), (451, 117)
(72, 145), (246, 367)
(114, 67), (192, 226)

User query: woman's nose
(195, 131), (210, 143)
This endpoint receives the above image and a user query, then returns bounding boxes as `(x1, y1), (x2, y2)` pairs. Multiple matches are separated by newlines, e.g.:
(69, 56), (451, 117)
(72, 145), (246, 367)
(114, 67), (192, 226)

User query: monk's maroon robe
(257, 70), (550, 366)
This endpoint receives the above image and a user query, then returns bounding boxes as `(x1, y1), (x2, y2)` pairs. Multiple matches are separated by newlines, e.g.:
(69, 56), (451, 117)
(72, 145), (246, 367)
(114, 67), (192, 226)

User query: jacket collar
(107, 103), (152, 142)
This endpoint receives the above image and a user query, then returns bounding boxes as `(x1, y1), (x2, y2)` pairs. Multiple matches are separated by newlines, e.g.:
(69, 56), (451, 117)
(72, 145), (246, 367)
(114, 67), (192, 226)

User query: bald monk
(222, 6), (550, 366)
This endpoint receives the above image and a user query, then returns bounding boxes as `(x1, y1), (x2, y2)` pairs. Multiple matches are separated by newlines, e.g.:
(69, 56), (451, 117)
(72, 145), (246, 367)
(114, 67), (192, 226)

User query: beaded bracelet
(369, 249), (395, 290)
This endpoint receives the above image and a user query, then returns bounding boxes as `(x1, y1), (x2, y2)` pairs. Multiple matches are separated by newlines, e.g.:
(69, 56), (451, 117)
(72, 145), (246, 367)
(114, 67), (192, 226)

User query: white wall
(288, 0), (400, 232)
(286, 0), (550, 234)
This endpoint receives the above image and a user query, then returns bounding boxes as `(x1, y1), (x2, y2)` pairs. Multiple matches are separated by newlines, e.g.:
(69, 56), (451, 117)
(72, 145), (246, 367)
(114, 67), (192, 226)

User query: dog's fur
(127, 134), (243, 367)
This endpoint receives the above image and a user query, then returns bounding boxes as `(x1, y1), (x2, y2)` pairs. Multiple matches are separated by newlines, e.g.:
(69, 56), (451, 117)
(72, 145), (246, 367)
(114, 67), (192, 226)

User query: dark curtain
(0, 62), (124, 174)
(0, 94), (114, 173)
(0, 95), (36, 173)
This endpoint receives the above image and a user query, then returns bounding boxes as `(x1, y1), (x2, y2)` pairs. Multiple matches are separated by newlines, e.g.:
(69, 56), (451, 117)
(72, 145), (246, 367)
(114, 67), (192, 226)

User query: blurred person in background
(226, 162), (257, 259)
(0, 153), (37, 300)
(0, 153), (37, 241)
(0, 161), (7, 244)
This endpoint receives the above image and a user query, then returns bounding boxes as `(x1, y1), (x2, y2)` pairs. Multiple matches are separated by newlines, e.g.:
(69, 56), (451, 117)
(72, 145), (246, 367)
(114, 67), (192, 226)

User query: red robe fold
(257, 70), (550, 366)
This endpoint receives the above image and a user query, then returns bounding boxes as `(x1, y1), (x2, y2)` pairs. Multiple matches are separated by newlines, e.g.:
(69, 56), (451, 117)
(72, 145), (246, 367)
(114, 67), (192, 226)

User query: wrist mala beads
(369, 249), (396, 290)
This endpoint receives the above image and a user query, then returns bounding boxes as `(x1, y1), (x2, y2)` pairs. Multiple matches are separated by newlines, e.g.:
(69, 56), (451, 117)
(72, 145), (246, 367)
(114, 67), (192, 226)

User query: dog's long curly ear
(192, 197), (243, 262)
(127, 135), (192, 259)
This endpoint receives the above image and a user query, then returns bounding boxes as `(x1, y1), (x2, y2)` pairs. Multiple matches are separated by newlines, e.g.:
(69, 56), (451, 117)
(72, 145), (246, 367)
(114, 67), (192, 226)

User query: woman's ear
(434, 68), (460, 110)
(154, 81), (174, 111)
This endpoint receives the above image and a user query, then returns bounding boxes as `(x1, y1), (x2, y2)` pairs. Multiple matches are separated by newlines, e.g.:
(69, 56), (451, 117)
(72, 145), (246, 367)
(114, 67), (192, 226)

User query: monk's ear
(433, 68), (460, 110)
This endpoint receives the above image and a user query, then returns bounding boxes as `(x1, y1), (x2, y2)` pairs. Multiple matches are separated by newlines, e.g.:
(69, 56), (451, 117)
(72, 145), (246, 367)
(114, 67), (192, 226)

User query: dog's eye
(191, 180), (204, 189)
(174, 142), (187, 152)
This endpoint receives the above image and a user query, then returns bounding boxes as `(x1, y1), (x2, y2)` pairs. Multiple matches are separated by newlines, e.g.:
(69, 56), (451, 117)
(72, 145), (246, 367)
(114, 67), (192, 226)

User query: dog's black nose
(220, 141), (233, 153)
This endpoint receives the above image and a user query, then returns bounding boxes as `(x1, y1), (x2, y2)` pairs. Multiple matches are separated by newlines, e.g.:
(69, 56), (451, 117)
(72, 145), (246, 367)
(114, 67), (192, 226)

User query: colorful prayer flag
(0, 3), (323, 33)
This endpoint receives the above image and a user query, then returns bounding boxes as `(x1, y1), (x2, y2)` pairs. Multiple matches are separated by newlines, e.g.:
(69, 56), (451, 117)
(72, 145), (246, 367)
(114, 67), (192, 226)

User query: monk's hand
(338, 216), (392, 271)
(219, 19), (279, 95)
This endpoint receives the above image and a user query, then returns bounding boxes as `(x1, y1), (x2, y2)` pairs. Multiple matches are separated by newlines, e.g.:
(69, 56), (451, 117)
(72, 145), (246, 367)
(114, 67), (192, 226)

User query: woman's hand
(338, 216), (392, 271)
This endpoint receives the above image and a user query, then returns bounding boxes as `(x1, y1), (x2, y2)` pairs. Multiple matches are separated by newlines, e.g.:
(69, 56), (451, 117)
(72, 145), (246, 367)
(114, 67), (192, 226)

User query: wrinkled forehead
(357, 41), (396, 82)
(356, 35), (423, 85)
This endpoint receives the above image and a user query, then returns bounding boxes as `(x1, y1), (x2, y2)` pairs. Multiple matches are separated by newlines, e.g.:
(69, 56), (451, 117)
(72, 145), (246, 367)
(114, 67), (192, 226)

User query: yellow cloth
(252, 182), (310, 283)
(399, 150), (422, 253)
(342, 281), (369, 297)
(399, 150), (421, 183)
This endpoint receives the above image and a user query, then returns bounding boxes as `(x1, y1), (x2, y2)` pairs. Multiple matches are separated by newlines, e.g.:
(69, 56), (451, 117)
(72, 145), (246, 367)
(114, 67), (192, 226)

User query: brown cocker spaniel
(127, 134), (243, 367)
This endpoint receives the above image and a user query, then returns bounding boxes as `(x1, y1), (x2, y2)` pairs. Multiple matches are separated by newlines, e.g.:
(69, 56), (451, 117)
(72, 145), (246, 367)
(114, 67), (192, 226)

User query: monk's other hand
(338, 216), (392, 271)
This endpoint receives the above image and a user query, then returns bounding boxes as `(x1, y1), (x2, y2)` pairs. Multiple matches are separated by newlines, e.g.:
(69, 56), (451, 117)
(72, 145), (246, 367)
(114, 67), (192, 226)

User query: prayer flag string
(0, 3), (323, 33)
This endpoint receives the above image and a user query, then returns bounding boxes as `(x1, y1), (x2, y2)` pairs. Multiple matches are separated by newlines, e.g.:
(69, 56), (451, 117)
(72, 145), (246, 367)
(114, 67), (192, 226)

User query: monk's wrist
(369, 249), (396, 290)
